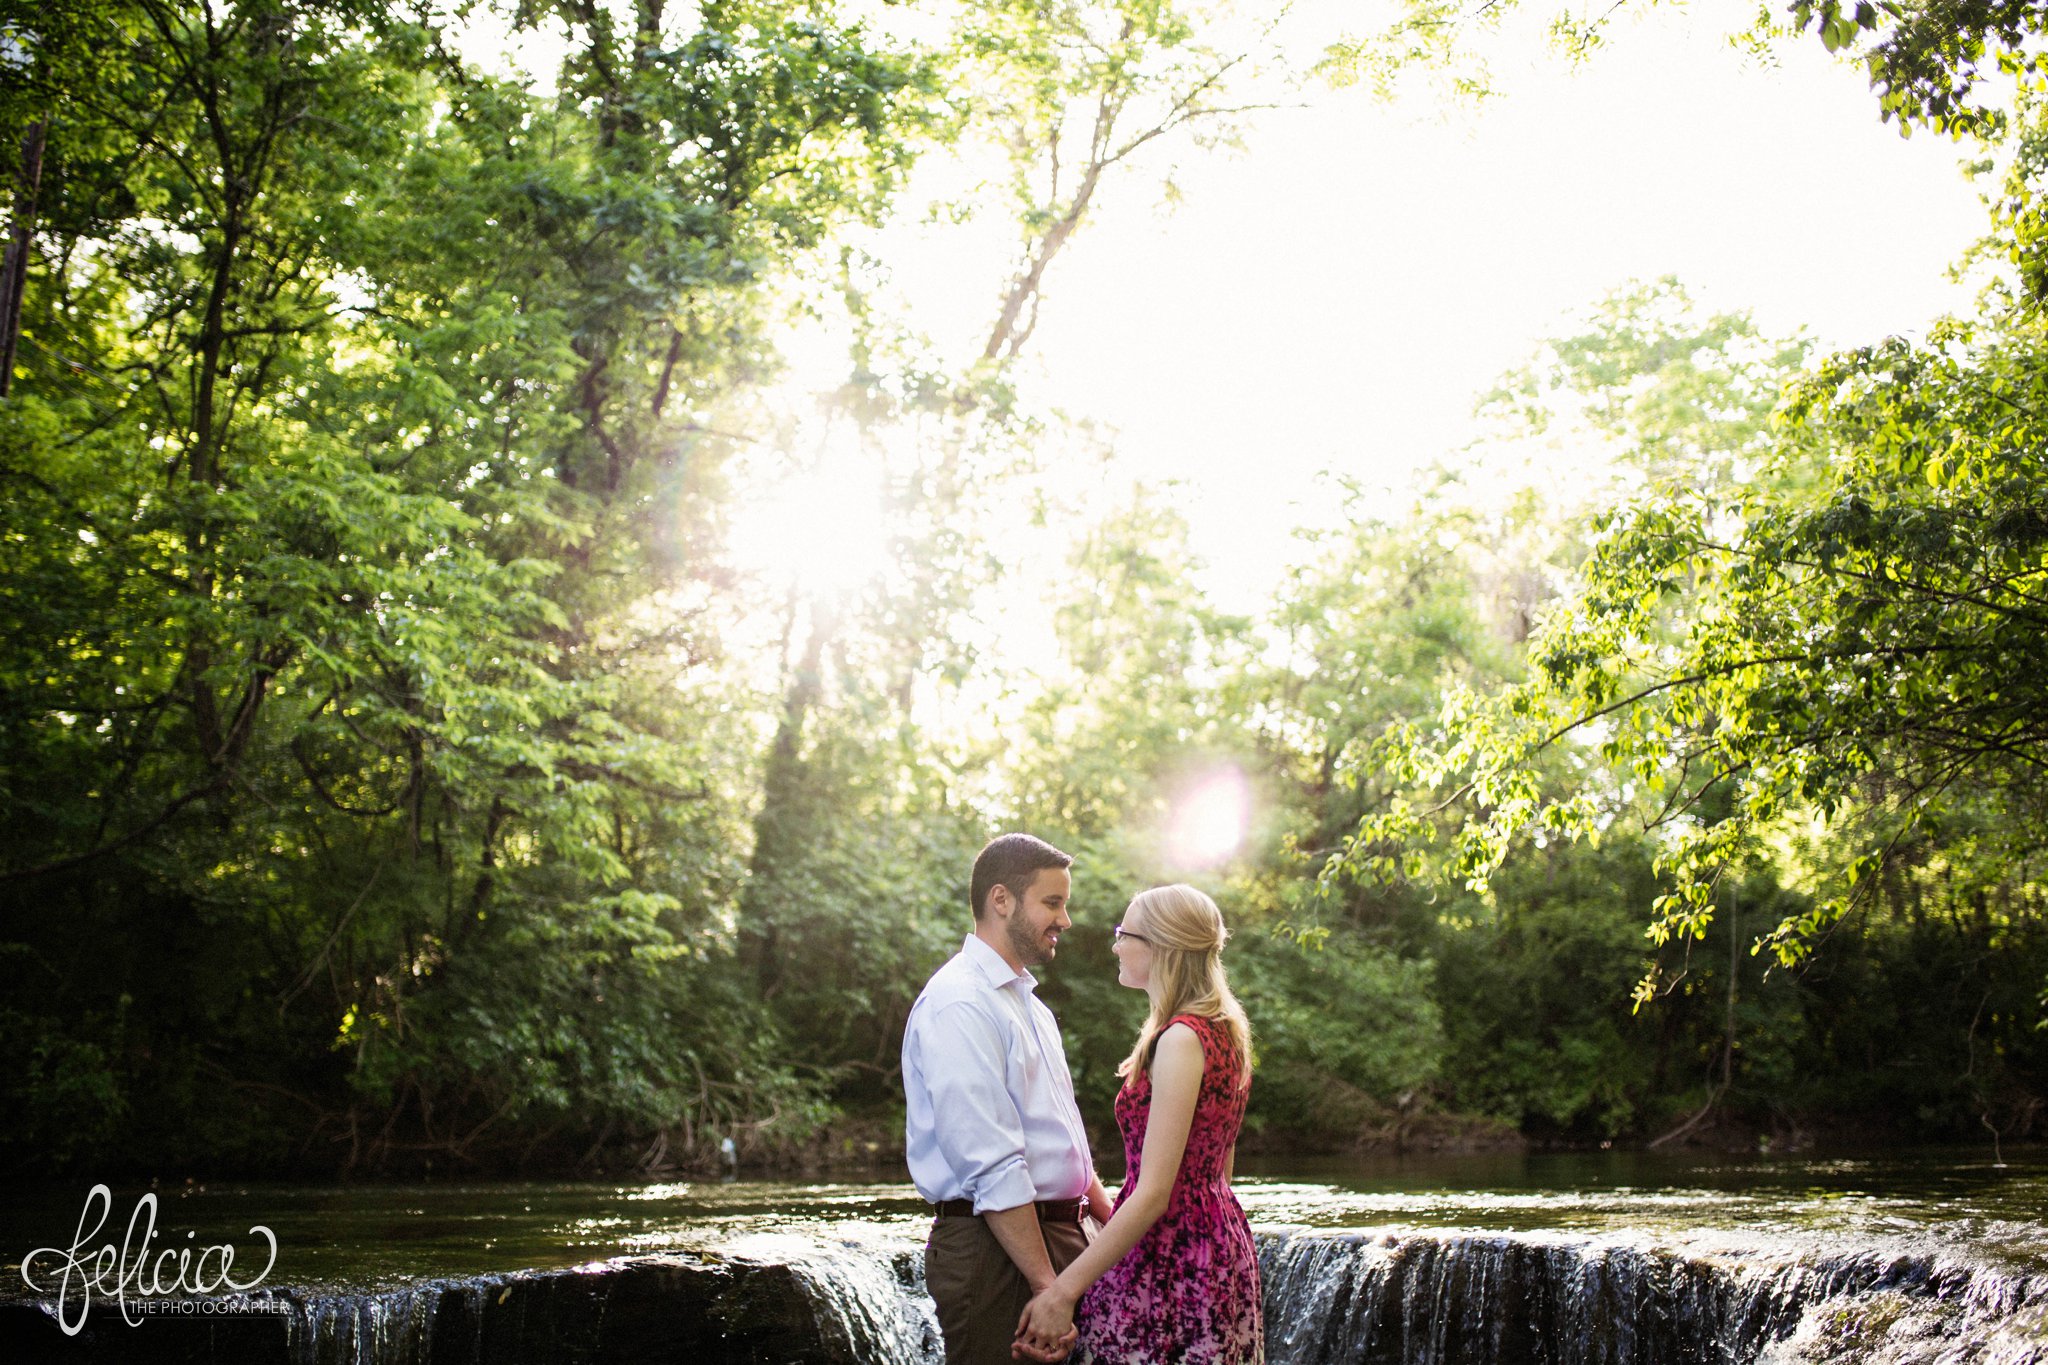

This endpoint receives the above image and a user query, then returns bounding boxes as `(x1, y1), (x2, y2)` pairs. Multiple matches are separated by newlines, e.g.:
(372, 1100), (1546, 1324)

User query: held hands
(1011, 1285), (1078, 1362)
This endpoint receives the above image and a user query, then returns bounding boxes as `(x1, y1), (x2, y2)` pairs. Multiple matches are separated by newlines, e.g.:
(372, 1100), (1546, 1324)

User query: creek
(3, 1149), (2042, 1364)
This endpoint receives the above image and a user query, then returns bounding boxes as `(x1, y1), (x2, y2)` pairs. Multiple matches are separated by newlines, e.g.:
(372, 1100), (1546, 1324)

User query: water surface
(6, 1147), (2040, 1293)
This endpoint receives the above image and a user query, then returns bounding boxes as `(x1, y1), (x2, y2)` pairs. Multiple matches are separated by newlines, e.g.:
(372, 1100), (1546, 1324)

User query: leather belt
(932, 1198), (1083, 1223)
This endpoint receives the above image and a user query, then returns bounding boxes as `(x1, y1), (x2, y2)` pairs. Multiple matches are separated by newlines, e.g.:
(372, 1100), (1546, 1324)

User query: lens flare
(1166, 768), (1252, 869)
(726, 433), (890, 601)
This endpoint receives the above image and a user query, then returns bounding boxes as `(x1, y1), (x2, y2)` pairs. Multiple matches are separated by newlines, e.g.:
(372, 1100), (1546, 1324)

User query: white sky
(790, 0), (1990, 614)
(454, 0), (1995, 646)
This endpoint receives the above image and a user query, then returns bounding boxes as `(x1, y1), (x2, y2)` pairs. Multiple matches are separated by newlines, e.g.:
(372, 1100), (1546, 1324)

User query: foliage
(3, 0), (2044, 1180)
(1230, 927), (1444, 1146)
(1480, 276), (1813, 497)
(1323, 0), (2048, 132)
(1008, 488), (1253, 845)
(1771, 823), (2048, 1140)
(0, 0), (933, 1173)
(717, 0), (1303, 1140)
(951, 0), (1291, 361)
(1338, 291), (2048, 981)
(991, 492), (1264, 1135)
(1773, 0), (2048, 137)
(1301, 213), (2047, 1136)
(1432, 838), (1807, 1140)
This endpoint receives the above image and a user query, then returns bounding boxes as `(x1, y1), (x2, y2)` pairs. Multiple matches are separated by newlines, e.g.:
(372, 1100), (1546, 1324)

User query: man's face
(1002, 867), (1073, 968)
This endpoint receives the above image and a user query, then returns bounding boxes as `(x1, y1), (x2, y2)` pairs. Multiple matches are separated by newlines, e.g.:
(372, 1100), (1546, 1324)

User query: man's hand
(1012, 1286), (1078, 1362)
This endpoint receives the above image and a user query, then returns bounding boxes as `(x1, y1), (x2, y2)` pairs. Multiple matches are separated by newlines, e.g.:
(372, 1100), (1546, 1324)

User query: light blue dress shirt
(902, 935), (1094, 1213)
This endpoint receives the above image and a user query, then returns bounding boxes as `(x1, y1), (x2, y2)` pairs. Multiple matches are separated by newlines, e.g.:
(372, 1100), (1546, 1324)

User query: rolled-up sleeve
(915, 999), (1039, 1214)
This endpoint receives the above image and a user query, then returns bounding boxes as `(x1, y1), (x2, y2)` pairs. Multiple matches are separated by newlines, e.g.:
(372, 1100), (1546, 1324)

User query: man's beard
(1007, 910), (1051, 967)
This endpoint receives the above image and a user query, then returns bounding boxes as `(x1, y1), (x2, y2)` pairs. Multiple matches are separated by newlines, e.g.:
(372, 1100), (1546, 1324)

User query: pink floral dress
(1074, 1012), (1264, 1365)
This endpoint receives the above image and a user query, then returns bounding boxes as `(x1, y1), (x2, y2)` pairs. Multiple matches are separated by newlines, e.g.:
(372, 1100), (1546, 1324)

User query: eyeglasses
(1112, 925), (1151, 946)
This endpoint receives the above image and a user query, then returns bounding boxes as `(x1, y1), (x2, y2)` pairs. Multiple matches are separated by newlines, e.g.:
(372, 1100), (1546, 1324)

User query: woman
(1013, 884), (1263, 1365)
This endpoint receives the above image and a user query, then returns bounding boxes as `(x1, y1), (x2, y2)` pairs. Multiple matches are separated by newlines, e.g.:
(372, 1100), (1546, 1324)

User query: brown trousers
(924, 1211), (1090, 1365)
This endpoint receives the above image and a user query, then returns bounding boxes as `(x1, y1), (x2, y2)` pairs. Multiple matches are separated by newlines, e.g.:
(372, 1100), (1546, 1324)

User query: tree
(956, 0), (1292, 362)
(0, 0), (936, 1173)
(729, 0), (1298, 1114)
(1321, 136), (2048, 1161)
(1337, 273), (2047, 963)
(1778, 0), (2048, 137)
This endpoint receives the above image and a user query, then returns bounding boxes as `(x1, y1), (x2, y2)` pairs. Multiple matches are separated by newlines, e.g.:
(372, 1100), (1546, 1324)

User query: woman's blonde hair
(1116, 884), (1252, 1088)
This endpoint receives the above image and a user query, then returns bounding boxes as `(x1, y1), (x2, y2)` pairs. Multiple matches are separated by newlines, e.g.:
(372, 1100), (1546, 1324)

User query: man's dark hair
(970, 833), (1073, 920)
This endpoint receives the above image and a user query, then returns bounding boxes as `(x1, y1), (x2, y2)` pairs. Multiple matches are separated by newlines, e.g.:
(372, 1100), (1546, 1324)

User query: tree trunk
(0, 118), (47, 398)
(741, 597), (839, 997)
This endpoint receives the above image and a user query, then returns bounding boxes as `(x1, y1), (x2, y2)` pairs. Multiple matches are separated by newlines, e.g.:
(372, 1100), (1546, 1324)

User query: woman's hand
(1012, 1286), (1078, 1361)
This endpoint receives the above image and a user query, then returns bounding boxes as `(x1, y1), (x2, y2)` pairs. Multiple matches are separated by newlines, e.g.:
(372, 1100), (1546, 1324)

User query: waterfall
(267, 1228), (2039, 1365)
(261, 1242), (944, 1365)
(1256, 1229), (2048, 1365)
(6, 1226), (2041, 1364)
(717, 1230), (941, 1363)
(280, 1281), (443, 1365)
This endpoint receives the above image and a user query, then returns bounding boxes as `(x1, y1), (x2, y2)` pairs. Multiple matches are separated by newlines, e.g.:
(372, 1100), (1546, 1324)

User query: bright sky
(798, 0), (1990, 613)
(455, 0), (1994, 655)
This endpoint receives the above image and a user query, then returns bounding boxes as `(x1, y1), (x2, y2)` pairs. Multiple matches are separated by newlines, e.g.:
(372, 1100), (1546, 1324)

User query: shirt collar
(961, 933), (1038, 994)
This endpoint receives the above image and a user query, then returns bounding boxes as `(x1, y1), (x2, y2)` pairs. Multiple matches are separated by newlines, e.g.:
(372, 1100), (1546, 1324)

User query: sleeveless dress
(1073, 1012), (1264, 1365)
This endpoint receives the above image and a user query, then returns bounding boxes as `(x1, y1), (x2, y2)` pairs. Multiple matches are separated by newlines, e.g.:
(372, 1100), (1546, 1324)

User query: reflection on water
(3, 1147), (2042, 1292)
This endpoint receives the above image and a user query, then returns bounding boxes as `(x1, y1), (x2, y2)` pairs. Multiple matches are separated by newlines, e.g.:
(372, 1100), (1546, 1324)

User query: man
(903, 833), (1104, 1365)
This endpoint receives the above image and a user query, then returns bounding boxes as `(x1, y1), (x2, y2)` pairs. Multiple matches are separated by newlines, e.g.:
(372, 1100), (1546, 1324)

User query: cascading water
(224, 1227), (2044, 1365)
(262, 1244), (940, 1365)
(716, 1230), (940, 1363)
(245, 1247), (906, 1365)
(281, 1282), (441, 1365)
(1256, 1229), (2047, 1365)
(4, 1160), (2042, 1365)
